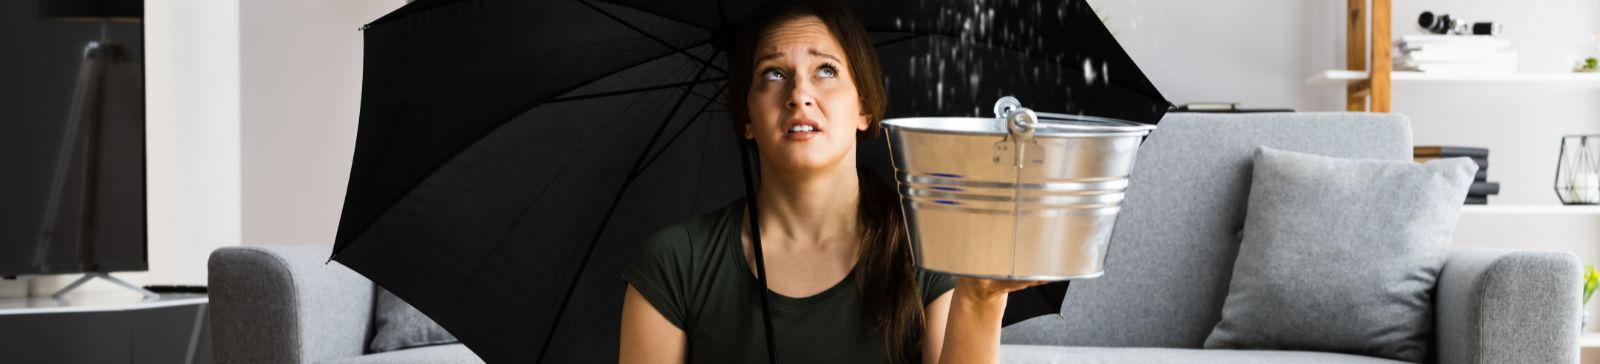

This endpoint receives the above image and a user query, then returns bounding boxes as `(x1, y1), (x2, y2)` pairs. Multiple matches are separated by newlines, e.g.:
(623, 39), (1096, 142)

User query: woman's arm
(619, 284), (686, 364)
(934, 278), (1045, 364)
(921, 290), (952, 363)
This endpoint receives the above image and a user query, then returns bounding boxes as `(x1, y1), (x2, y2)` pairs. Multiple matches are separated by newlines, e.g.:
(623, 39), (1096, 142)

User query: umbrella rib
(534, 47), (723, 363)
(589, 0), (718, 33)
(715, 0), (729, 30)
(634, 81), (728, 175)
(873, 33), (922, 48)
(579, 0), (728, 75)
(549, 77), (727, 104)
(683, 85), (728, 108)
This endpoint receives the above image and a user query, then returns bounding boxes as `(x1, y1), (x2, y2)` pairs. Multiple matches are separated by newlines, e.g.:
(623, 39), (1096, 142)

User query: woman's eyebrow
(808, 49), (842, 64)
(754, 48), (843, 64)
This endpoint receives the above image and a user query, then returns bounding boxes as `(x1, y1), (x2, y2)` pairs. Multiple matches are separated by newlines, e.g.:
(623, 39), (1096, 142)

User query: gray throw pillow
(370, 287), (460, 353)
(1203, 146), (1476, 362)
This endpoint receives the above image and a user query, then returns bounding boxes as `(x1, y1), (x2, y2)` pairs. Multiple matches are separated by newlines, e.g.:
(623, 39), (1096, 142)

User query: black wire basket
(1555, 135), (1600, 205)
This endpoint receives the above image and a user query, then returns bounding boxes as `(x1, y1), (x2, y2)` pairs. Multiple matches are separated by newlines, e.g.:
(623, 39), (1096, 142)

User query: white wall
(143, 0), (245, 288)
(1088, 0), (1328, 110)
(239, 0), (405, 247)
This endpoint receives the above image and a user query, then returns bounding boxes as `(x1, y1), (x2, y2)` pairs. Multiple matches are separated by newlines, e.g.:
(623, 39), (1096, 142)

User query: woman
(619, 1), (1044, 363)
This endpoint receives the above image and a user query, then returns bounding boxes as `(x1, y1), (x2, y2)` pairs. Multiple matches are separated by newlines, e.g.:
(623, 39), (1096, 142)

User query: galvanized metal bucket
(883, 97), (1154, 281)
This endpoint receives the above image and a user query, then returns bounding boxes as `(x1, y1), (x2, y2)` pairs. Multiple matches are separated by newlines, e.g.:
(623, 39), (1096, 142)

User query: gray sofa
(208, 244), (483, 364)
(999, 112), (1582, 363)
(208, 112), (1581, 363)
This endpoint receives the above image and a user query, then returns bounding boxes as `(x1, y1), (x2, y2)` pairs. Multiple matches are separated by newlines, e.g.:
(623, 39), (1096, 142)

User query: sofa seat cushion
(1000, 345), (1409, 364)
(369, 288), (459, 353)
(319, 344), (483, 364)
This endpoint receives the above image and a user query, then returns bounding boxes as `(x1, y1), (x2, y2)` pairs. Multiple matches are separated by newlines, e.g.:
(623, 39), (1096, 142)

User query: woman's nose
(785, 83), (814, 109)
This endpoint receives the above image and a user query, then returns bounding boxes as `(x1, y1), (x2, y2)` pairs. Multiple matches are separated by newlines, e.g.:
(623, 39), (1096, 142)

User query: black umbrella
(331, 0), (1166, 362)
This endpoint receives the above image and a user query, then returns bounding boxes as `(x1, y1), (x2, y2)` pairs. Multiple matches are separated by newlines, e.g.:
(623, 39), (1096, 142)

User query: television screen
(0, 0), (146, 277)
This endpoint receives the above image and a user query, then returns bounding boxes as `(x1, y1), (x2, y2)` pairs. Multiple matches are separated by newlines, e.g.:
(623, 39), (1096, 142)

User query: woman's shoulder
(624, 201), (743, 327)
(914, 267), (957, 306)
(633, 200), (742, 267)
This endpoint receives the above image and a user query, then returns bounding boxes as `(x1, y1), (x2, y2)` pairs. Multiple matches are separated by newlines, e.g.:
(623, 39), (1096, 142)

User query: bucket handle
(993, 96), (1155, 133)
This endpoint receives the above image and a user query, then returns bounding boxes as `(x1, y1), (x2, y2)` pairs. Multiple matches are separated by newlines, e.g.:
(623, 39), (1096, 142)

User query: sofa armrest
(208, 244), (374, 364)
(1435, 248), (1582, 364)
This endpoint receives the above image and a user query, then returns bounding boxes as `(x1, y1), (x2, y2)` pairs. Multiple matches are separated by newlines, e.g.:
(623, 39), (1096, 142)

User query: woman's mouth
(783, 119), (822, 140)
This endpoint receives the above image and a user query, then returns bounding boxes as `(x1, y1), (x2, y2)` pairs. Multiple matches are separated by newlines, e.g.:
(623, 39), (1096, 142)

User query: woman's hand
(955, 278), (1049, 303)
(934, 278), (1051, 364)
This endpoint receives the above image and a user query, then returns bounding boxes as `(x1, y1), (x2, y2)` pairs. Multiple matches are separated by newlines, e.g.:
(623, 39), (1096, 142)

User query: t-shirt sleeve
(622, 224), (696, 330)
(917, 267), (956, 306)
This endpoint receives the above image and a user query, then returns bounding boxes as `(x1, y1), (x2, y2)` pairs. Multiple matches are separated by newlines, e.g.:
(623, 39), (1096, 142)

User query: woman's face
(745, 16), (870, 174)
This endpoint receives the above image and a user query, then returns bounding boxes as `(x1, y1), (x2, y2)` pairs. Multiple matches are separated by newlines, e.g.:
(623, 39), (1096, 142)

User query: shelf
(1304, 70), (1600, 87)
(1460, 205), (1600, 215)
(0, 293), (206, 316)
(1584, 333), (1600, 348)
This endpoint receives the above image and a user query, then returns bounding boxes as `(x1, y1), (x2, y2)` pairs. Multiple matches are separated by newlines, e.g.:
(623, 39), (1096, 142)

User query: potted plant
(1585, 265), (1598, 330)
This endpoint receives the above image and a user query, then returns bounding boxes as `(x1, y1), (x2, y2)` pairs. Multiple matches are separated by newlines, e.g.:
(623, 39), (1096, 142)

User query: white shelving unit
(1461, 205), (1600, 215)
(1305, 69), (1600, 87)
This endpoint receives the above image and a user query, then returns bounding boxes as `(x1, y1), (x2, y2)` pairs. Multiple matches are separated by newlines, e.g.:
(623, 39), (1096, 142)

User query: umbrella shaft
(739, 144), (780, 364)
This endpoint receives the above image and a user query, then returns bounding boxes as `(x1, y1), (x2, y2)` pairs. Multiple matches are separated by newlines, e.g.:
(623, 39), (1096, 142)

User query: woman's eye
(816, 64), (837, 78)
(761, 69), (785, 81)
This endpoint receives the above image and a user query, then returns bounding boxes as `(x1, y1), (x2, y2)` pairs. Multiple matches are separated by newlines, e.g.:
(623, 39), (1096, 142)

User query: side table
(0, 292), (210, 363)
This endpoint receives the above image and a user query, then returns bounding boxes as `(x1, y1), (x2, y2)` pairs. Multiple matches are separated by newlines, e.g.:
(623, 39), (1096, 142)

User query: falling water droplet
(1101, 62), (1110, 85)
(1082, 59), (1097, 84)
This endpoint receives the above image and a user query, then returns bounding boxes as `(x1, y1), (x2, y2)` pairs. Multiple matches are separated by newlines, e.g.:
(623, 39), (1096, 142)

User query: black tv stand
(53, 272), (159, 300)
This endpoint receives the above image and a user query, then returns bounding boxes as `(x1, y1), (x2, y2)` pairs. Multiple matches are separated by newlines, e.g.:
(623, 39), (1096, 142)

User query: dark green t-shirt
(624, 201), (956, 364)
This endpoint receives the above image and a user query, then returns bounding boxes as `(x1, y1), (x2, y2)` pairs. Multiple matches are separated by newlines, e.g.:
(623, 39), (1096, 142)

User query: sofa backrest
(210, 244), (376, 363)
(1002, 112), (1414, 348)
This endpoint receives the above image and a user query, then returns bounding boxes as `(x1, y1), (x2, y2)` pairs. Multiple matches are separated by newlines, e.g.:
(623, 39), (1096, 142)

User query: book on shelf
(1399, 42), (1511, 53)
(1394, 35), (1516, 74)
(1402, 50), (1518, 63)
(1398, 35), (1511, 48)
(1415, 146), (1489, 159)
(1415, 155), (1487, 170)
(1401, 62), (1517, 74)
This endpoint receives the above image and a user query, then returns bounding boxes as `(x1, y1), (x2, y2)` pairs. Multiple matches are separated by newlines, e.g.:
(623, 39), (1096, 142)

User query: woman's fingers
(957, 278), (1057, 297)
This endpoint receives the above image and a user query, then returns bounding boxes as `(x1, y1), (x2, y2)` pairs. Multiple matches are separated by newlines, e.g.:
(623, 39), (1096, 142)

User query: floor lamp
(33, 0), (156, 300)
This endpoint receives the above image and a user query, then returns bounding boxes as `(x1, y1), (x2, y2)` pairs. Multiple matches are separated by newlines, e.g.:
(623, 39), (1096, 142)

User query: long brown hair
(728, 1), (924, 363)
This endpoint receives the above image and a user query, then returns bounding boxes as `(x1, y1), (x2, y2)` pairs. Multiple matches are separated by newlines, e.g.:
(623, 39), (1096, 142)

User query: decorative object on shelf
(1585, 265), (1598, 306)
(1417, 11), (1502, 36)
(1556, 135), (1600, 205)
(1575, 57), (1598, 73)
(1402, 10), (1512, 74)
(1416, 146), (1495, 204)
(1584, 264), (1597, 330)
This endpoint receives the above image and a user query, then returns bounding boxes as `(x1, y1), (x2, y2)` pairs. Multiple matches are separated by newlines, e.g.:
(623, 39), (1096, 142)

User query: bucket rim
(884, 116), (1153, 137)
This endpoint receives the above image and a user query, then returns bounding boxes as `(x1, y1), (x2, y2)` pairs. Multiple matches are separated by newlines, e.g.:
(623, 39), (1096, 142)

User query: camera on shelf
(1418, 11), (1501, 36)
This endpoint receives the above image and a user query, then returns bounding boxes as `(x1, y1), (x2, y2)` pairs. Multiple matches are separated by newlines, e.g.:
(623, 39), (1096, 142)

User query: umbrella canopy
(332, 0), (1166, 362)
